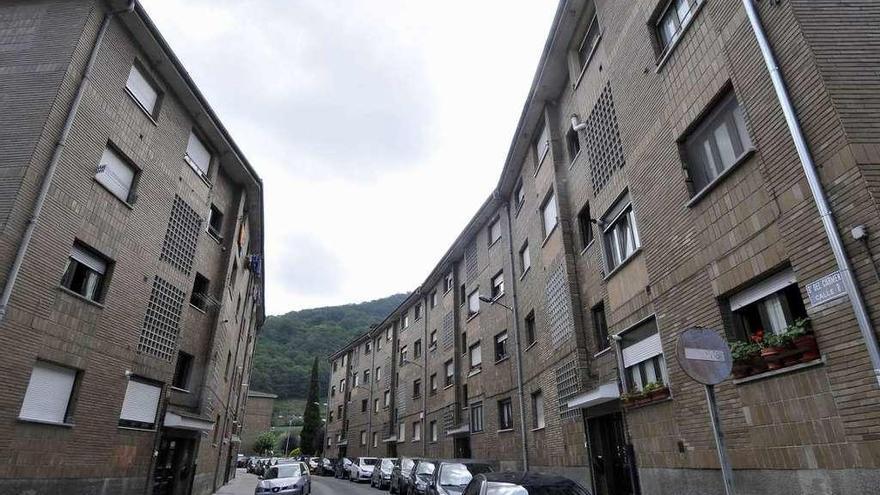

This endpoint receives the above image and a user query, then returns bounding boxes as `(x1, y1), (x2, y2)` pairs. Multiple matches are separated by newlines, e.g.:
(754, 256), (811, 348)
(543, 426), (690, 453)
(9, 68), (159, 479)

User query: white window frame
(469, 402), (484, 433)
(95, 146), (137, 203)
(19, 361), (77, 425)
(535, 122), (550, 165)
(125, 63), (160, 116)
(398, 422), (406, 442)
(532, 391), (545, 429)
(184, 130), (212, 179)
(494, 331), (509, 361)
(469, 342), (482, 370)
(541, 190), (559, 240)
(412, 420), (421, 441)
(656, 0), (704, 56)
(491, 272), (504, 299)
(119, 377), (161, 429)
(488, 218), (502, 246)
(601, 192), (641, 273)
(384, 390), (391, 407)
(467, 290), (480, 317)
(430, 420), (438, 442)
(520, 241), (531, 274)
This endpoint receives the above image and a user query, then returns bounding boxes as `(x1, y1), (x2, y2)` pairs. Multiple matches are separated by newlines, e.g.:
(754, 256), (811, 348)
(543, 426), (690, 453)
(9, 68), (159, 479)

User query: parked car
(463, 472), (591, 495)
(370, 457), (399, 489)
(391, 457), (419, 494)
(255, 462), (311, 494)
(318, 458), (334, 476)
(425, 460), (495, 495)
(348, 456), (379, 482)
(308, 457), (320, 472)
(335, 457), (353, 479)
(406, 458), (437, 495)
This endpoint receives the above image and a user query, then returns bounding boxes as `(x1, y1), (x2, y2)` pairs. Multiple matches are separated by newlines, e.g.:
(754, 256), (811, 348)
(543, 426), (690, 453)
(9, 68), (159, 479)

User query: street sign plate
(676, 328), (732, 385)
(805, 271), (846, 307)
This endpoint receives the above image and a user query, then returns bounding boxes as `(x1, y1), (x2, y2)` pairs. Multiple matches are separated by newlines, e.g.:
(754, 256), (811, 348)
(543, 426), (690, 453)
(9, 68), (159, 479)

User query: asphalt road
(312, 475), (382, 495)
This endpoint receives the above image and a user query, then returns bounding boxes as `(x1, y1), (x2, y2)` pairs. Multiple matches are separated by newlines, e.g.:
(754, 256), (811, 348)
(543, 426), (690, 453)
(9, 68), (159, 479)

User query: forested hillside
(250, 293), (407, 399)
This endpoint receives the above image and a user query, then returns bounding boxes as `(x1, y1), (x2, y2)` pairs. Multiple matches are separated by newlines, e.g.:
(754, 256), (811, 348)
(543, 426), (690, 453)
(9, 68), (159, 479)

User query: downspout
(0, 0), (136, 323)
(501, 194), (529, 471)
(741, 0), (880, 387)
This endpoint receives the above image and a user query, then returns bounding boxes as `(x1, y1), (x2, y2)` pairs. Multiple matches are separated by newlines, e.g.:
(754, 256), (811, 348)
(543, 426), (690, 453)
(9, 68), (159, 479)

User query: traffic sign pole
(705, 384), (734, 495)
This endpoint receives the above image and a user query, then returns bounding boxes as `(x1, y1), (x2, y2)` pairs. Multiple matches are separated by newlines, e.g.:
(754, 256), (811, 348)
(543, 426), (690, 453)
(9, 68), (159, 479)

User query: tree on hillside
(253, 431), (277, 455)
(299, 357), (322, 455)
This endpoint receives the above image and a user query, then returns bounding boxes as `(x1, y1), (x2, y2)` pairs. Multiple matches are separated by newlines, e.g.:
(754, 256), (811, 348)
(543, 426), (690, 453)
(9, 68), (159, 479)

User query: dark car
(425, 460), (496, 495)
(390, 457), (419, 494)
(370, 457), (399, 489)
(335, 457), (353, 479)
(463, 472), (591, 495)
(406, 458), (438, 495)
(318, 458), (334, 476)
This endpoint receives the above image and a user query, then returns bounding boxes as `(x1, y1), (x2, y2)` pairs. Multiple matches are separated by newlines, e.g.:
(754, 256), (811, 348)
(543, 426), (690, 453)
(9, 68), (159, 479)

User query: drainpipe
(0, 0), (136, 323)
(741, 0), (880, 388)
(501, 194), (529, 471)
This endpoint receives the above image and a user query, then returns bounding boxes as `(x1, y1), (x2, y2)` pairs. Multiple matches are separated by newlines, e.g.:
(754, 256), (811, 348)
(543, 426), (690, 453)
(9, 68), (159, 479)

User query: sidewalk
(214, 469), (257, 495)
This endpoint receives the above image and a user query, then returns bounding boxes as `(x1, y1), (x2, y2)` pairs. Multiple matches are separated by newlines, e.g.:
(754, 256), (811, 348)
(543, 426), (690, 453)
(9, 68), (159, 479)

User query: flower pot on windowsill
(732, 362), (752, 379)
(761, 347), (784, 370)
(649, 386), (670, 401)
(794, 334), (820, 362)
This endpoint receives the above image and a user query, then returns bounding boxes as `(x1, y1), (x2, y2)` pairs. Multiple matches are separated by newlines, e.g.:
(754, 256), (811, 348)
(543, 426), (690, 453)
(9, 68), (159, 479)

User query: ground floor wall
(0, 476), (148, 495)
(639, 467), (880, 495)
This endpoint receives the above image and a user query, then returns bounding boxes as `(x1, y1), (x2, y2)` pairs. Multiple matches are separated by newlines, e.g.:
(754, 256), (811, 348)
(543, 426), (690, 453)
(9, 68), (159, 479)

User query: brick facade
(326, 1), (880, 494)
(240, 391), (276, 456)
(0, 1), (265, 494)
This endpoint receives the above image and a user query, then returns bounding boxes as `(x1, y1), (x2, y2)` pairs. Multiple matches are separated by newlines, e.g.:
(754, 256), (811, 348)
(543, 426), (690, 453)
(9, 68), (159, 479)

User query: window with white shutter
(184, 131), (212, 178)
(19, 361), (77, 425)
(125, 64), (160, 116)
(119, 377), (162, 429)
(95, 146), (137, 203)
(620, 318), (668, 393)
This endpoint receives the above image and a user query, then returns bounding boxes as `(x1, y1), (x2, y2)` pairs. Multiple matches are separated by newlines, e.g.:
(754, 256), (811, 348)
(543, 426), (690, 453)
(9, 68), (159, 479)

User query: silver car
(255, 462), (311, 494)
(347, 456), (379, 482)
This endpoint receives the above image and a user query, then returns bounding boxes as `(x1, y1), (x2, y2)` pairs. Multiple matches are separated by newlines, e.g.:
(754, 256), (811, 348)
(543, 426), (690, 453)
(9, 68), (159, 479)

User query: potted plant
(760, 332), (792, 370)
(730, 341), (760, 378)
(786, 318), (819, 362)
(644, 382), (670, 401)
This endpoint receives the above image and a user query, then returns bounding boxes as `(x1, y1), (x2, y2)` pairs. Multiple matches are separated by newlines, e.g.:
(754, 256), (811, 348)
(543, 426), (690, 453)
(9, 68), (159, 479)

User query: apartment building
(0, 1), (265, 494)
(327, 1), (880, 494)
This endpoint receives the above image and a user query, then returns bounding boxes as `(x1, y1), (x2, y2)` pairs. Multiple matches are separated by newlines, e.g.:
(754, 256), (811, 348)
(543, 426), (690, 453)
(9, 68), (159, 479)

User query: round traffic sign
(676, 327), (732, 385)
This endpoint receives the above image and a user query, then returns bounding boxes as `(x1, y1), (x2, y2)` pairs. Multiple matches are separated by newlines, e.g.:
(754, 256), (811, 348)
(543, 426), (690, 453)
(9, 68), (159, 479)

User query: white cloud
(142, 0), (558, 313)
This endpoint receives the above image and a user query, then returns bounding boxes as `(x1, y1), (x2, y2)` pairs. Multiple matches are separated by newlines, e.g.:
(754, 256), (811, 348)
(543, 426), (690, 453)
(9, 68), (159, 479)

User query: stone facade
(326, 1), (880, 494)
(0, 1), (265, 494)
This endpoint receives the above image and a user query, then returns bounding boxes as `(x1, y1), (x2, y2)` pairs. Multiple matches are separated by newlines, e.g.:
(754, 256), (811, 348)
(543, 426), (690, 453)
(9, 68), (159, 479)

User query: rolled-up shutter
(185, 131), (212, 175)
(19, 362), (76, 423)
(729, 268), (797, 311)
(96, 147), (135, 201)
(125, 65), (158, 113)
(622, 332), (663, 368)
(70, 244), (107, 274)
(119, 378), (161, 426)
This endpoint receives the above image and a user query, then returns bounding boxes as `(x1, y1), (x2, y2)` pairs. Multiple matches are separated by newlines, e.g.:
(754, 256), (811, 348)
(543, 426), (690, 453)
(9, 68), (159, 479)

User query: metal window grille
(465, 242), (479, 283)
(139, 276), (185, 361)
(585, 83), (624, 195)
(545, 261), (574, 347)
(555, 359), (580, 420)
(441, 311), (455, 351)
(160, 196), (202, 274)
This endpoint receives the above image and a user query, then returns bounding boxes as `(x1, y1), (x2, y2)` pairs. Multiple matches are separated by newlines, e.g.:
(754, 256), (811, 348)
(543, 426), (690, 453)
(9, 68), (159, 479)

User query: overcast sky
(143, 0), (558, 315)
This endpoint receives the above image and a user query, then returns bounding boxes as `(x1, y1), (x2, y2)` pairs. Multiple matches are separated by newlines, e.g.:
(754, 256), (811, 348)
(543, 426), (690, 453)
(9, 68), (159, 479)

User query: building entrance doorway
(453, 437), (471, 458)
(586, 412), (636, 495)
(152, 433), (196, 495)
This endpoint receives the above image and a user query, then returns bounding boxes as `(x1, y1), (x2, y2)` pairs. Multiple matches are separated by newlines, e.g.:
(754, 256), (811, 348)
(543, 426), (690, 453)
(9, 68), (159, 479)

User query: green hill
(250, 293), (408, 400)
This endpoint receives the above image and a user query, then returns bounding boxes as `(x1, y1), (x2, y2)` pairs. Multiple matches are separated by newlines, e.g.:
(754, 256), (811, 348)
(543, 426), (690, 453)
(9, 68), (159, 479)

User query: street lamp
(479, 295), (514, 313)
(283, 415), (295, 455)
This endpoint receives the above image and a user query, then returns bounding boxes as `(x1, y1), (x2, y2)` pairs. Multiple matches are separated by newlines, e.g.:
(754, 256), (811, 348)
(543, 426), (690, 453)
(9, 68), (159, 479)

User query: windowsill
(524, 341), (537, 352)
(497, 428), (514, 434)
(514, 201), (524, 219)
(540, 224), (559, 248)
(530, 426), (545, 433)
(568, 149), (583, 170)
(625, 394), (674, 410)
(572, 35), (602, 90)
(207, 230), (223, 244)
(488, 238), (501, 249)
(495, 356), (510, 365)
(466, 312), (479, 323)
(170, 386), (191, 394)
(93, 178), (135, 209)
(491, 293), (505, 302)
(189, 303), (207, 314)
(184, 156), (213, 188)
(654, 0), (707, 72)
(18, 417), (74, 428)
(444, 384), (454, 390)
(58, 286), (105, 309)
(579, 240), (595, 256)
(468, 368), (482, 377)
(519, 266), (531, 281)
(733, 356), (825, 385)
(118, 425), (156, 433)
(686, 149), (756, 207)
(534, 151), (548, 177)
(593, 347), (612, 358)
(124, 88), (159, 125)
(429, 344), (437, 352)
(603, 248), (642, 281)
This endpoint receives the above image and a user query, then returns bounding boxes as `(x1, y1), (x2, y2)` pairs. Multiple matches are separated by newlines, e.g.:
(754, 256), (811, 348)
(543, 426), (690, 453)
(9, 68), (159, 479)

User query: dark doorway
(153, 435), (196, 495)
(453, 437), (471, 458)
(387, 442), (397, 457)
(586, 412), (636, 495)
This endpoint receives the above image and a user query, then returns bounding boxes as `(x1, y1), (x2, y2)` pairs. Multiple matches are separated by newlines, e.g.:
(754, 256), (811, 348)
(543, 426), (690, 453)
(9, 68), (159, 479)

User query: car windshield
(381, 459), (397, 469)
(275, 464), (301, 478)
(362, 458), (379, 466)
(440, 464), (493, 487)
(486, 481), (589, 495)
(401, 459), (414, 472)
(416, 462), (435, 476)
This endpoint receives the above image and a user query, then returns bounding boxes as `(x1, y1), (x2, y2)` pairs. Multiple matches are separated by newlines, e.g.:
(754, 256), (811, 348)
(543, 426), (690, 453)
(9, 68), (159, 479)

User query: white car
(255, 462), (311, 494)
(347, 456), (379, 482)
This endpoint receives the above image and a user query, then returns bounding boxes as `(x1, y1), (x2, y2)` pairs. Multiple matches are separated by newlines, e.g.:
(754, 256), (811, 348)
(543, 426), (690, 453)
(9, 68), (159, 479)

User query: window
(376, 366), (382, 382)
(430, 420), (438, 442)
(414, 339), (422, 359)
(415, 303), (422, 320)
(684, 92), (752, 193)
(364, 369), (370, 384)
(488, 218), (502, 245)
(360, 431), (367, 446)
(333, 360), (338, 372)
(727, 268), (807, 341)
(592, 303), (609, 351)
(95, 146), (137, 203)
(444, 273), (454, 293)
(413, 421), (422, 441)
(445, 360), (454, 387)
(384, 390), (391, 407)
(172, 351), (193, 390)
(429, 373), (437, 395)
(328, 411), (334, 422)
(656, 0), (703, 55)
(373, 431), (378, 448)
(602, 192), (641, 272)
(413, 379), (421, 398)
(498, 399), (513, 430)
(577, 203), (593, 250)
(460, 284), (467, 305)
(339, 378), (345, 391)
(376, 336), (382, 350)
(184, 130), (212, 178)
(400, 345), (408, 366)
(621, 318), (668, 393)
(207, 205), (223, 240)
(514, 179), (526, 211)
(535, 122), (550, 165)
(469, 342), (482, 370)
(398, 422), (406, 442)
(519, 242), (531, 274)
(430, 291), (438, 308)
(491, 272), (504, 299)
(337, 405), (342, 417)
(361, 399), (368, 412)
(494, 331), (509, 361)
(225, 350), (232, 381)
(573, 2), (601, 73)
(386, 327), (392, 341)
(331, 385), (336, 397)
(525, 311), (536, 346)
(125, 63), (159, 115)
(190, 273), (210, 310)
(532, 391), (545, 429)
(461, 332), (468, 353)
(566, 127), (581, 162)
(353, 373), (359, 388)
(541, 190), (558, 239)
(119, 377), (161, 429)
(403, 314), (410, 328)
(430, 330), (438, 349)
(19, 361), (78, 425)
(470, 402), (484, 432)
(365, 341), (371, 354)
(61, 242), (110, 302)
(467, 290), (480, 317)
